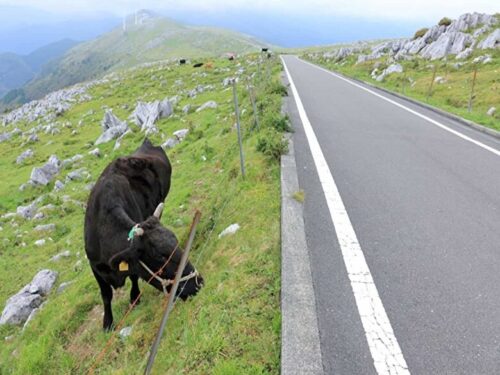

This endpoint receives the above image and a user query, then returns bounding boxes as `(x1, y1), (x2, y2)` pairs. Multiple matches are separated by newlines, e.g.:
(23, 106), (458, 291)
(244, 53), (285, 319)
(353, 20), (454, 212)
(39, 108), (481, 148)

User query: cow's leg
(91, 269), (114, 331)
(129, 275), (141, 305)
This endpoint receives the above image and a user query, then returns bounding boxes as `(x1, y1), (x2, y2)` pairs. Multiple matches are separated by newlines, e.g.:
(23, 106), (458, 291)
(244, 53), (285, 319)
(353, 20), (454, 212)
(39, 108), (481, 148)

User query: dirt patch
(66, 305), (102, 363)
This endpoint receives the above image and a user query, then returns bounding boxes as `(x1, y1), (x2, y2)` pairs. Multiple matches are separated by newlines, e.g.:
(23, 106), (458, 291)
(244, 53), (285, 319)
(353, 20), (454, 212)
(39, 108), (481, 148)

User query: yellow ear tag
(119, 261), (129, 272)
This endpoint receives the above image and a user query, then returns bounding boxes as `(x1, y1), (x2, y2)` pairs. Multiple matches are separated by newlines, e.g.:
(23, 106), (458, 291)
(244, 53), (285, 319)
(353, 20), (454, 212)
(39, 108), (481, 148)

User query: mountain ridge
(1, 11), (271, 110)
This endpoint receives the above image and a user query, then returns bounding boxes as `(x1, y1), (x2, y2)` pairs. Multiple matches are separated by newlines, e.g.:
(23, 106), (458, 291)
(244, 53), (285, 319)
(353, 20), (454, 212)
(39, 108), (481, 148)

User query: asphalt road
(281, 55), (500, 375)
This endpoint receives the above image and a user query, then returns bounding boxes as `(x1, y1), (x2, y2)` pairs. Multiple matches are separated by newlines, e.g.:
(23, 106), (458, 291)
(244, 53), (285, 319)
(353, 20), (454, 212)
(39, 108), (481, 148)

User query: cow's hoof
(103, 320), (114, 332)
(130, 298), (141, 307)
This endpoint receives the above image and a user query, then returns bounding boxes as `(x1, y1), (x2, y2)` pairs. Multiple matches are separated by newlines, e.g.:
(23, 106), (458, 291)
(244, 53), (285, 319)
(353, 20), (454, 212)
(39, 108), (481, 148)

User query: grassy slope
(11, 18), (269, 106)
(0, 54), (285, 374)
(303, 47), (500, 131)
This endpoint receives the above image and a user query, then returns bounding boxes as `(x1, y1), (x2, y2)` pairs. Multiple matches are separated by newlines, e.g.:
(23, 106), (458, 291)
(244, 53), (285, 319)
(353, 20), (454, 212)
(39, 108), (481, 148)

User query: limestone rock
(196, 101), (217, 112)
(161, 138), (179, 149)
(218, 223), (240, 238)
(29, 155), (61, 186)
(0, 269), (58, 325)
(16, 149), (34, 165)
(95, 110), (128, 145)
(17, 201), (37, 219)
(477, 29), (500, 49)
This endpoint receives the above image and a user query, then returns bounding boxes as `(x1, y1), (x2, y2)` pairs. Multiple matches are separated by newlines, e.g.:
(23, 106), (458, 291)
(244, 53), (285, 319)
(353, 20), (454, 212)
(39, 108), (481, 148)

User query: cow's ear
(109, 247), (138, 272)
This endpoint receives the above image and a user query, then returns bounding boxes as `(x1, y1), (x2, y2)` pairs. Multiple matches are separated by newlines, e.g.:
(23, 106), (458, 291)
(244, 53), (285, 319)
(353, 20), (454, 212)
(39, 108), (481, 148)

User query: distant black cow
(261, 48), (269, 52)
(179, 59), (186, 65)
(84, 139), (203, 330)
(193, 62), (204, 68)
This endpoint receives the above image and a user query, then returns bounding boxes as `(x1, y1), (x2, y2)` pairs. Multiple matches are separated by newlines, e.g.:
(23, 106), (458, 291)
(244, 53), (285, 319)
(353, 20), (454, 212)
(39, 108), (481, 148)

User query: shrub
(413, 28), (429, 40)
(263, 112), (291, 132)
(256, 130), (288, 161)
(265, 80), (288, 97)
(438, 17), (452, 26)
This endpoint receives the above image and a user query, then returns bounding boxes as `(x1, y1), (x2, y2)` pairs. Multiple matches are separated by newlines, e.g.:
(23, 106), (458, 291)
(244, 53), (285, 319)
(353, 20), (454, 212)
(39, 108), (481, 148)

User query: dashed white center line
(281, 56), (411, 375)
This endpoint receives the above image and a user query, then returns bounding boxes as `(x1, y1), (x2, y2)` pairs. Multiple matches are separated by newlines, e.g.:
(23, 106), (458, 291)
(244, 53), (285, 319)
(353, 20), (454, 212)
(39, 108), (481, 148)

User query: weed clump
(265, 80), (288, 97)
(413, 28), (429, 39)
(438, 17), (452, 26)
(256, 130), (288, 161)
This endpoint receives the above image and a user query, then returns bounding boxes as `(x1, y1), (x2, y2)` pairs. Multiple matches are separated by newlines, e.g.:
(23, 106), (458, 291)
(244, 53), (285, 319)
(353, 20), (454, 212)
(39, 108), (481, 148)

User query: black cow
(179, 59), (186, 65)
(84, 139), (203, 330)
(193, 62), (204, 68)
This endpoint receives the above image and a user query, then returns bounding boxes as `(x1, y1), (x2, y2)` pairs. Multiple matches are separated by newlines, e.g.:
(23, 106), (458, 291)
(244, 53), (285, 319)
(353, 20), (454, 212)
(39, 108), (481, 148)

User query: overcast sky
(0, 0), (498, 53)
(1, 0), (497, 21)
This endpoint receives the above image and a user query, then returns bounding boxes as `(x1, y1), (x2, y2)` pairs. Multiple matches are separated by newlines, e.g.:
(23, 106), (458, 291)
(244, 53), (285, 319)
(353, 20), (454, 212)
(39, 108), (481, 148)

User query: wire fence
(85, 52), (279, 374)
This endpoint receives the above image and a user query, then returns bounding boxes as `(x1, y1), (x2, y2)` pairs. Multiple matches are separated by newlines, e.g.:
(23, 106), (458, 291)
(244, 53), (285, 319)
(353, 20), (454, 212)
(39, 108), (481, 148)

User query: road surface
(281, 55), (500, 375)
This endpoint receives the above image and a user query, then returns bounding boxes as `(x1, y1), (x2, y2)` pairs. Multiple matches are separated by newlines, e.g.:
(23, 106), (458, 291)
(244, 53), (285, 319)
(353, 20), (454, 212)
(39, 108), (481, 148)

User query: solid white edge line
(281, 55), (410, 375)
(298, 57), (500, 158)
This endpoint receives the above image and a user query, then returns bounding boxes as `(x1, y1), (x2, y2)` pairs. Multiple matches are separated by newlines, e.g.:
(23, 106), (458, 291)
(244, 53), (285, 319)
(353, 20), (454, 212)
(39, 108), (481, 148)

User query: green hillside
(0, 53), (285, 374)
(2, 10), (271, 109)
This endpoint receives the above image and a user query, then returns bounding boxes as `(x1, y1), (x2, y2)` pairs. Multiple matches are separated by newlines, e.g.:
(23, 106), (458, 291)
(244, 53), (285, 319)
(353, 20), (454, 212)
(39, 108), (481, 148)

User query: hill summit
(1, 10), (270, 108)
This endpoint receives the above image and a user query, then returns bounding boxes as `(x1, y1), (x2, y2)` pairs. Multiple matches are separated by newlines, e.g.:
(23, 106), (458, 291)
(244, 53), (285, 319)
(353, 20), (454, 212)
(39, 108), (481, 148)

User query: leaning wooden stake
(468, 65), (478, 113)
(144, 211), (202, 375)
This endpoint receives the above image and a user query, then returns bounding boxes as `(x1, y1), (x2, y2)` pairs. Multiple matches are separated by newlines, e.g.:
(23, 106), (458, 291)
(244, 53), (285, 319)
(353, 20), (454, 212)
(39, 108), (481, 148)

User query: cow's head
(110, 204), (203, 299)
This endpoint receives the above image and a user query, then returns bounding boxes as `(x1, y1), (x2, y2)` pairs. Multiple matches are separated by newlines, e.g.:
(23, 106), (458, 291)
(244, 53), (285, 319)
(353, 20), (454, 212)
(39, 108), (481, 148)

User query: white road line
(281, 56), (411, 375)
(298, 57), (500, 158)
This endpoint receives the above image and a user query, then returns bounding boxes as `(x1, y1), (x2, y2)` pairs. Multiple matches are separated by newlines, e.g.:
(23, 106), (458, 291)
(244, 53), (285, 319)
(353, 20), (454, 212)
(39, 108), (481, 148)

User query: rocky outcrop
(29, 155), (61, 186)
(477, 29), (500, 49)
(420, 32), (474, 60)
(353, 13), (499, 63)
(0, 269), (58, 325)
(95, 110), (128, 145)
(130, 97), (174, 134)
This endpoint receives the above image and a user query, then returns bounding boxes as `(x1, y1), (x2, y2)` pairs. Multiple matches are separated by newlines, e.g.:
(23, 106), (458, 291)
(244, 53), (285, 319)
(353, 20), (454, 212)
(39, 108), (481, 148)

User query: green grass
(0, 54), (285, 374)
(303, 48), (500, 131)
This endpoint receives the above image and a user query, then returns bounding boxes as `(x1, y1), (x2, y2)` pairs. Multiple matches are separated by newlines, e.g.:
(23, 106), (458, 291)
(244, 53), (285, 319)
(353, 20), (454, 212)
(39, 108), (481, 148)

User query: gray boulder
(182, 104), (191, 114)
(196, 101), (217, 112)
(25, 270), (58, 296)
(95, 110), (128, 145)
(161, 138), (179, 149)
(50, 250), (71, 262)
(173, 129), (189, 140)
(0, 269), (58, 325)
(66, 168), (89, 182)
(17, 201), (37, 219)
(0, 132), (12, 143)
(16, 149), (34, 165)
(0, 293), (42, 325)
(88, 148), (101, 157)
(54, 180), (65, 191)
(62, 154), (83, 168)
(131, 97), (173, 134)
(29, 155), (61, 186)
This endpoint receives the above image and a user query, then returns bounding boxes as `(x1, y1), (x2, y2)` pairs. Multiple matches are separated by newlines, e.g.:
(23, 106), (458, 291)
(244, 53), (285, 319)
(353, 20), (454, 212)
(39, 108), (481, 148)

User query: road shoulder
(280, 70), (323, 375)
